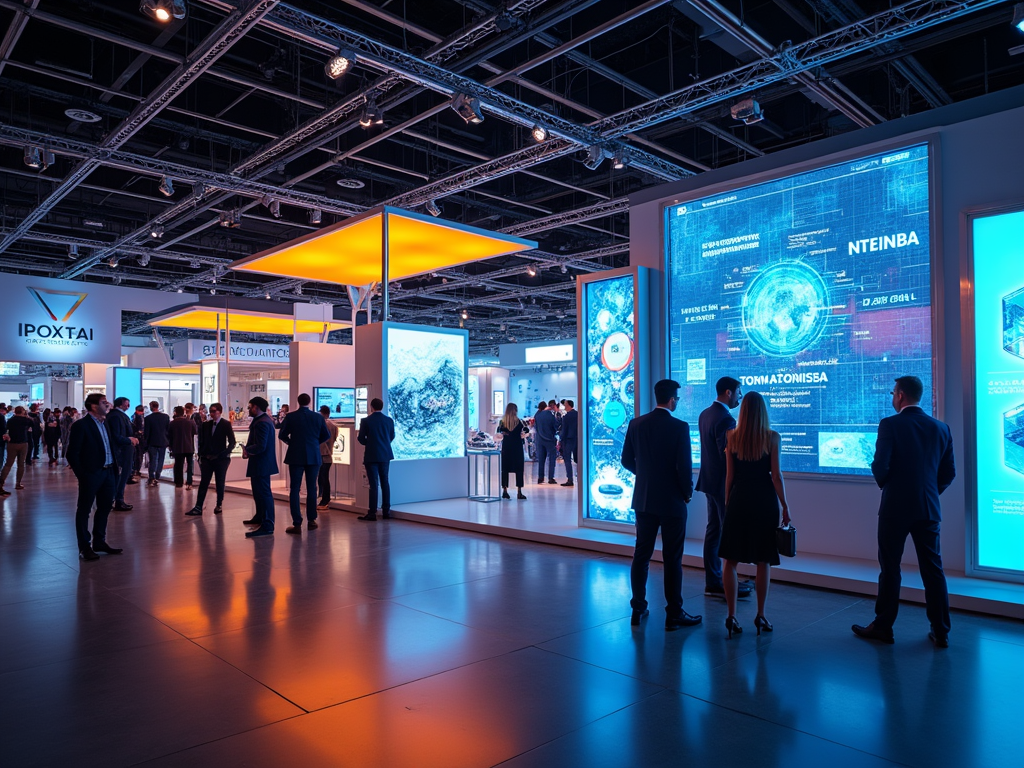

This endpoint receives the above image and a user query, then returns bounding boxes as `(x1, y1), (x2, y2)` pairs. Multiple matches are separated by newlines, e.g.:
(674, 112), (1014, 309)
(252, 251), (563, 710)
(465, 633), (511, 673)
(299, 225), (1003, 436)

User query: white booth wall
(508, 369), (578, 414)
(628, 86), (1024, 575)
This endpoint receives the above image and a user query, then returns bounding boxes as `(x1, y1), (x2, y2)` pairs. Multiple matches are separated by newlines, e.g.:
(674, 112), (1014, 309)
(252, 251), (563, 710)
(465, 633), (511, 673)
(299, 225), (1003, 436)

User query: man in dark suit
(853, 376), (956, 648)
(696, 376), (752, 599)
(278, 393), (331, 534)
(357, 397), (395, 521)
(187, 402), (236, 516)
(243, 396), (278, 538)
(621, 379), (702, 630)
(534, 401), (559, 485)
(131, 405), (146, 477)
(27, 403), (42, 465)
(560, 400), (578, 487)
(108, 397), (139, 511)
(66, 394), (124, 561)
(143, 401), (171, 486)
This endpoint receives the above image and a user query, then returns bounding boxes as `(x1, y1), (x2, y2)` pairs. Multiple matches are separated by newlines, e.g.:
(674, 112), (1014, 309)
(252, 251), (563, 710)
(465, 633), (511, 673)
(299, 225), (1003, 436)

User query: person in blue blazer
(107, 397), (139, 511)
(242, 396), (279, 538)
(357, 397), (395, 521)
(278, 392), (331, 534)
(853, 375), (956, 648)
(559, 400), (578, 487)
(621, 379), (702, 631)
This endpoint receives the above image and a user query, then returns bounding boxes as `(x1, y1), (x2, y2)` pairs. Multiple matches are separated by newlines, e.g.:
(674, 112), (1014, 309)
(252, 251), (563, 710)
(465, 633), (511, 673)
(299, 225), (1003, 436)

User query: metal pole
(224, 303), (231, 410)
(380, 210), (389, 322)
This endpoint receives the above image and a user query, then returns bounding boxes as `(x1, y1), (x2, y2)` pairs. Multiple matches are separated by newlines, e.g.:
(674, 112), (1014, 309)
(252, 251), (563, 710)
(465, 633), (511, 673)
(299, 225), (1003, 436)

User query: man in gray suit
(278, 393), (331, 535)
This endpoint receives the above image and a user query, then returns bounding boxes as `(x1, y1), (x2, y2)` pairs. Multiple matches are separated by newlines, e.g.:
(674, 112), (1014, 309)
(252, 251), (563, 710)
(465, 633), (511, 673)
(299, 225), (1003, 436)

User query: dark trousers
(75, 466), (116, 550)
(47, 442), (59, 462)
(562, 440), (577, 482)
(249, 474), (275, 531)
(875, 516), (951, 635)
(500, 459), (523, 489)
(631, 511), (687, 619)
(365, 461), (391, 515)
(147, 447), (167, 480)
(30, 433), (40, 460)
(318, 463), (331, 505)
(173, 453), (194, 486)
(114, 445), (134, 502)
(134, 441), (146, 473)
(535, 439), (556, 481)
(703, 494), (726, 589)
(289, 463), (319, 525)
(196, 457), (230, 509)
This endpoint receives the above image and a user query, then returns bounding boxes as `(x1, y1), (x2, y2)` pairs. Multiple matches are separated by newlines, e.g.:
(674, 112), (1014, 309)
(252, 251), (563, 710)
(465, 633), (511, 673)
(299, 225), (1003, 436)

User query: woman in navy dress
(719, 391), (792, 638)
(496, 403), (529, 500)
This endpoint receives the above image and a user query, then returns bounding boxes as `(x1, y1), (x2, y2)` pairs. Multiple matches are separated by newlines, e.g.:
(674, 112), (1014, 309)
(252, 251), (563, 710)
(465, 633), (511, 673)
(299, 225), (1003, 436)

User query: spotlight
(451, 93), (485, 124)
(325, 49), (357, 79)
(526, 264), (537, 277)
(359, 99), (384, 128)
(219, 210), (241, 228)
(138, 253), (150, 267)
(530, 124), (548, 143)
(265, 291), (271, 300)
(461, 309), (469, 320)
(730, 98), (764, 125)
(611, 152), (629, 170)
(308, 208), (322, 225)
(294, 285), (303, 296)
(560, 264), (568, 274)
(494, 12), (514, 31)
(108, 256), (119, 268)
(425, 200), (442, 217)
(1014, 3), (1024, 31)
(210, 288), (216, 295)
(583, 145), (605, 170)
(158, 176), (174, 197)
(269, 200), (281, 218)
(150, 224), (164, 239)
(42, 150), (55, 169)
(23, 146), (42, 169)
(177, 288), (183, 293)
(140, 0), (186, 22)
(67, 244), (78, 260)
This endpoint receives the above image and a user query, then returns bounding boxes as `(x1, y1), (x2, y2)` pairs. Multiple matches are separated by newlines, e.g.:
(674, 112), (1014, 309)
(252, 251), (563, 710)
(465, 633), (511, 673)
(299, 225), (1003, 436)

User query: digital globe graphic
(742, 261), (831, 357)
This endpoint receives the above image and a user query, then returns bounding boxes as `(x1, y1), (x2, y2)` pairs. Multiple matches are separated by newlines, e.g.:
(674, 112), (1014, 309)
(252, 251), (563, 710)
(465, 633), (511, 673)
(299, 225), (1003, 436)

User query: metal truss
(501, 198), (629, 236)
(13, 232), (234, 268)
(0, 0), (280, 257)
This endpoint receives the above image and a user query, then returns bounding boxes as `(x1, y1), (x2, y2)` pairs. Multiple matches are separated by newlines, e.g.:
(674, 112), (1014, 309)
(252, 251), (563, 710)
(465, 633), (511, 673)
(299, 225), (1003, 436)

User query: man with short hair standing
(143, 401), (170, 486)
(622, 379), (702, 631)
(534, 401), (559, 485)
(696, 376), (752, 600)
(66, 394), (124, 561)
(357, 397), (395, 521)
(131, 405), (146, 477)
(27, 402), (42, 465)
(560, 400), (578, 487)
(278, 393), (331, 534)
(0, 402), (7, 472)
(187, 402), (235, 516)
(854, 376), (956, 648)
(108, 397), (139, 511)
(317, 405), (340, 510)
(242, 397), (278, 538)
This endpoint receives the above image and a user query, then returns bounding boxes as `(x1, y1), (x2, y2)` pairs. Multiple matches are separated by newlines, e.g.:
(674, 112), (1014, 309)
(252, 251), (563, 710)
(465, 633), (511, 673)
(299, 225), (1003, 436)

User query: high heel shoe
(725, 616), (742, 639)
(754, 615), (773, 635)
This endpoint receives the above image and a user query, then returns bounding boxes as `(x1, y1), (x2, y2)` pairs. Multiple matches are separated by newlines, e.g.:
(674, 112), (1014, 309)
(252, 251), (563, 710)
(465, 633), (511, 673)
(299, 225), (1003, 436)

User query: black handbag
(776, 525), (797, 558)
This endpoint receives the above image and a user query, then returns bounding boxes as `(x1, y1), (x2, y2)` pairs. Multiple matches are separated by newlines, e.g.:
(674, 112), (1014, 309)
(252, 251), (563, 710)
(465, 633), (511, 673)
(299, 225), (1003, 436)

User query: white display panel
(525, 343), (574, 363)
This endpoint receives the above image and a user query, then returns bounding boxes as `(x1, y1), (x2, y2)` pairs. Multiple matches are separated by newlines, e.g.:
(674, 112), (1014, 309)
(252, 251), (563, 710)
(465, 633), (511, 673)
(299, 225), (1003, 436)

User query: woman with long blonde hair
(496, 402), (529, 500)
(719, 391), (792, 638)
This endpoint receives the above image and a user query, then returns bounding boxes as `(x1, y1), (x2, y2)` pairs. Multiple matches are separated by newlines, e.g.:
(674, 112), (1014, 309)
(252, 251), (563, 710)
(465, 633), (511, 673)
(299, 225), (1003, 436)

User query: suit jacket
(561, 409), (578, 443)
(168, 417), (197, 455)
(534, 409), (559, 444)
(871, 406), (955, 524)
(278, 406), (331, 466)
(199, 418), (236, 460)
(144, 411), (171, 448)
(357, 411), (395, 463)
(694, 402), (736, 500)
(621, 407), (693, 517)
(107, 408), (135, 450)
(244, 412), (278, 478)
(66, 416), (117, 476)
(131, 412), (146, 438)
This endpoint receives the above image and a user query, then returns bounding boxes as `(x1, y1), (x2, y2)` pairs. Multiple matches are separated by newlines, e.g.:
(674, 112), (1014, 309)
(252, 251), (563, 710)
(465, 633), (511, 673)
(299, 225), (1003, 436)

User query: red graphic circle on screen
(601, 332), (633, 372)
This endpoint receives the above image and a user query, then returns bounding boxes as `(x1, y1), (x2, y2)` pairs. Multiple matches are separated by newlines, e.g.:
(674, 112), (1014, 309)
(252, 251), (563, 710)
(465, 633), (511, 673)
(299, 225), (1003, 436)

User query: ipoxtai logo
(19, 287), (94, 346)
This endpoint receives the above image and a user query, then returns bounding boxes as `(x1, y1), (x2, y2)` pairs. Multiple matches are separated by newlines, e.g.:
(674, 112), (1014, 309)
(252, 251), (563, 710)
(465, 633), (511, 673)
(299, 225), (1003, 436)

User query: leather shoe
(630, 609), (649, 626)
(79, 547), (100, 561)
(852, 622), (895, 644)
(547, 479), (558, 485)
(666, 612), (702, 630)
(92, 542), (123, 555)
(242, 517), (261, 526)
(214, 506), (222, 514)
(357, 514), (377, 521)
(285, 525), (302, 535)
(560, 481), (574, 487)
(126, 479), (138, 485)
(185, 507), (202, 516)
(114, 502), (133, 511)
(928, 630), (949, 648)
(308, 521), (319, 530)
(382, 512), (393, 520)
(245, 527), (273, 538)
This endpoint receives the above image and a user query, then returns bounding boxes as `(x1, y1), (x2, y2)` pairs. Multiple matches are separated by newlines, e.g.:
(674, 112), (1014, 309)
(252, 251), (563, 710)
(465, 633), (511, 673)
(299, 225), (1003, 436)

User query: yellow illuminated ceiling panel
(144, 366), (201, 375)
(229, 206), (537, 286)
(149, 308), (349, 336)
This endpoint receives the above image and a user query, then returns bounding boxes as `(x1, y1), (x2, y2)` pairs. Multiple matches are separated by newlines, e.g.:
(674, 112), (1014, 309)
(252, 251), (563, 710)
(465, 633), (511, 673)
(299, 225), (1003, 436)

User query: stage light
(108, 256), (119, 268)
(308, 208), (322, 225)
(265, 291), (271, 300)
(583, 145), (605, 170)
(67, 244), (78, 260)
(730, 98), (764, 125)
(1014, 3), (1024, 31)
(359, 99), (384, 128)
(177, 288), (183, 293)
(325, 49), (356, 79)
(425, 199), (442, 217)
(531, 124), (548, 142)
(150, 224), (164, 239)
(294, 285), (303, 296)
(526, 264), (537, 277)
(158, 176), (174, 197)
(611, 152), (629, 170)
(560, 264), (568, 274)
(140, 0), (186, 22)
(210, 288), (216, 295)
(42, 149), (55, 169)
(23, 146), (42, 169)
(138, 253), (150, 267)
(452, 93), (485, 124)
(461, 309), (469, 320)
(219, 210), (241, 228)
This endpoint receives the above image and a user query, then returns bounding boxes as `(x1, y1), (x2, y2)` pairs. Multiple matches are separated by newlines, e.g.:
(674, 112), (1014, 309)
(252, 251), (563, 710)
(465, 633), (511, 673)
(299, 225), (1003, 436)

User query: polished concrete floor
(1, 462), (1022, 767)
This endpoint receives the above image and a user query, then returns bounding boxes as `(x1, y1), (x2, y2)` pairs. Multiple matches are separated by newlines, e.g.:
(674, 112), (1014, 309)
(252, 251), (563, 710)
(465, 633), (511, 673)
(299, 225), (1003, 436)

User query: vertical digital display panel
(971, 209), (1024, 574)
(468, 374), (479, 430)
(112, 367), (143, 410)
(666, 143), (933, 475)
(386, 326), (466, 461)
(583, 273), (636, 523)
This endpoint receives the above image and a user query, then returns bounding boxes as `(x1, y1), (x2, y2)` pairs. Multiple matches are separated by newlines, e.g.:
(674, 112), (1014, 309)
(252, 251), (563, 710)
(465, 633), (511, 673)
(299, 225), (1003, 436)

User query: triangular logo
(28, 287), (88, 323)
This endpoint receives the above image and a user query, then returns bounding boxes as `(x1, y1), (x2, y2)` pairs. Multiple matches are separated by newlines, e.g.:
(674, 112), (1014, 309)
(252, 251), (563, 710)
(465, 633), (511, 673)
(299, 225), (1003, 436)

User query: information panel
(666, 143), (933, 475)
(582, 273), (636, 523)
(971, 209), (1024, 573)
(314, 387), (355, 419)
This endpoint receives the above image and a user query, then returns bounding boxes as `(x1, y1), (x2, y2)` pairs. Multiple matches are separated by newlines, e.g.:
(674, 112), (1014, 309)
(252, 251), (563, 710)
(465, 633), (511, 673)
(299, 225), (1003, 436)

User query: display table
(467, 448), (501, 503)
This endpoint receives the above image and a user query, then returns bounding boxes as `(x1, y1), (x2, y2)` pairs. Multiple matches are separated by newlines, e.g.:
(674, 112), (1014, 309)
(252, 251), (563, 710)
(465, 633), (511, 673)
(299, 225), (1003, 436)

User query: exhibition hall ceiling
(0, 0), (1021, 353)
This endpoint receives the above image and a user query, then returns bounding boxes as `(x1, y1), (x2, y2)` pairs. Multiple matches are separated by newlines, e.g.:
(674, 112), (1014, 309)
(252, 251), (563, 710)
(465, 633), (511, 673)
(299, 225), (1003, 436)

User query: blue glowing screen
(972, 209), (1024, 573)
(583, 274), (636, 523)
(386, 326), (466, 461)
(314, 387), (355, 419)
(666, 143), (933, 475)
